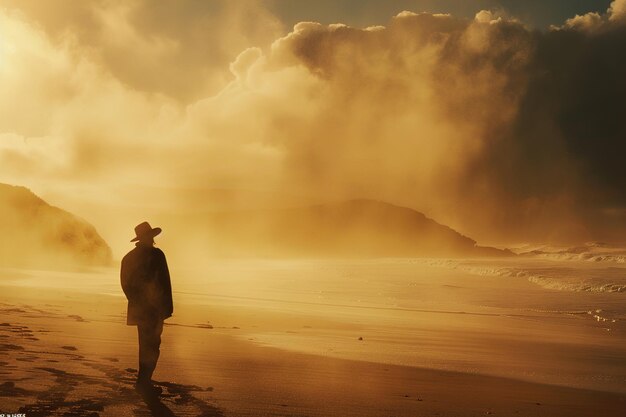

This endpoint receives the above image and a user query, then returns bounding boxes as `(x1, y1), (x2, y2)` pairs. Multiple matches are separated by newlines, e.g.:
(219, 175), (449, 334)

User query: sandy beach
(1, 259), (625, 416)
(2, 0), (626, 415)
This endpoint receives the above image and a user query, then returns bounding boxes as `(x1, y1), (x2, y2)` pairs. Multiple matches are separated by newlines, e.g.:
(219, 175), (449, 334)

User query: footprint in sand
(67, 314), (88, 322)
(0, 328), (223, 417)
(0, 343), (25, 351)
(0, 381), (30, 396)
(17, 367), (107, 416)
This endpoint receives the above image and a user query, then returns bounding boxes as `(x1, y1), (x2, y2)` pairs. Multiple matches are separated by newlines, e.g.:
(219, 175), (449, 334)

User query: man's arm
(156, 249), (173, 317)
(120, 255), (139, 301)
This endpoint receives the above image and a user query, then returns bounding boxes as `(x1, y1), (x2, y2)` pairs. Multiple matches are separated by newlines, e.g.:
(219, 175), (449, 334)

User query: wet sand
(1, 281), (625, 417)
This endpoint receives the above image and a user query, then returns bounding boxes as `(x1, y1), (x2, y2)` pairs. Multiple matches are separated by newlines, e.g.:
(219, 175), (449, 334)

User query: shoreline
(1, 259), (626, 416)
(1, 300), (626, 416)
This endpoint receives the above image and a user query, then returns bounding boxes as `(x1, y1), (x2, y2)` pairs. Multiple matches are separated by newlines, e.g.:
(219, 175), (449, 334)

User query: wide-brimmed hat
(131, 221), (162, 242)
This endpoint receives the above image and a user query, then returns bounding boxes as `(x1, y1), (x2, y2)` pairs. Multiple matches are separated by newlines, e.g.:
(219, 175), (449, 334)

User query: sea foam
(417, 258), (626, 294)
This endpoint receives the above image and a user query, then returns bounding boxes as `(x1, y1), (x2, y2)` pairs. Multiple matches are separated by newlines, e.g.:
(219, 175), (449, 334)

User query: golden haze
(0, 0), (625, 260)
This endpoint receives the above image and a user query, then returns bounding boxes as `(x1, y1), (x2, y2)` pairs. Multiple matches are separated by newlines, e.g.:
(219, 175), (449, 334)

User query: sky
(268, 0), (615, 29)
(0, 0), (625, 256)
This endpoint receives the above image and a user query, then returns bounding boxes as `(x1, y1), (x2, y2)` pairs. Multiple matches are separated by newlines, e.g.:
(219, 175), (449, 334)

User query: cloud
(0, 1), (625, 252)
(609, 0), (626, 21)
(553, 0), (626, 31)
(560, 12), (603, 32)
(231, 7), (626, 243)
(1, 0), (284, 102)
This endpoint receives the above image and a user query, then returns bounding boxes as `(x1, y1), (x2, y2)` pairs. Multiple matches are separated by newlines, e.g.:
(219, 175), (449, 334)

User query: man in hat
(121, 221), (173, 395)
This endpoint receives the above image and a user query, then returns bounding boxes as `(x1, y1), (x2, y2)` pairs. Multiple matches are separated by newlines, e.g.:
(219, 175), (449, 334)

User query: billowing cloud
(0, 1), (625, 255)
(1, 0), (284, 101)
(249, 8), (625, 243)
(560, 12), (603, 32)
(609, 0), (626, 21)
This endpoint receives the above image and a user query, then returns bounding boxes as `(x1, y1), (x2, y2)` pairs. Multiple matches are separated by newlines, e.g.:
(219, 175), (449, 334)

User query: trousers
(137, 320), (164, 383)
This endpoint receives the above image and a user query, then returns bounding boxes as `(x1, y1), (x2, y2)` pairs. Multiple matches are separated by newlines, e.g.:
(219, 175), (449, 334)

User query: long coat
(120, 245), (173, 325)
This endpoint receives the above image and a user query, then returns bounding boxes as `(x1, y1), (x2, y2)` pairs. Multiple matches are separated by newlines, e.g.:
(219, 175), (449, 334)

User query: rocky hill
(174, 199), (511, 258)
(0, 183), (112, 268)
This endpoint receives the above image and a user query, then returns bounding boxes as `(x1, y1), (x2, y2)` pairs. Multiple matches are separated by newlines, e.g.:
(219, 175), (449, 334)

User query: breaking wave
(418, 258), (626, 294)
(514, 242), (626, 264)
(526, 275), (626, 293)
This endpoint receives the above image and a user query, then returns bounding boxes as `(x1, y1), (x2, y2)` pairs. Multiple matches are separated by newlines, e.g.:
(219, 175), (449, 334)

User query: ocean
(2, 243), (625, 394)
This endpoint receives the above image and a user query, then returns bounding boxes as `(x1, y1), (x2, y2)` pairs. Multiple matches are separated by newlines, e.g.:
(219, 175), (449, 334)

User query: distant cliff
(173, 199), (512, 258)
(0, 183), (112, 268)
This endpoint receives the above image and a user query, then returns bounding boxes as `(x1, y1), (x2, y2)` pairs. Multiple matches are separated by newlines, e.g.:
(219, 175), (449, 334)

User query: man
(121, 221), (173, 395)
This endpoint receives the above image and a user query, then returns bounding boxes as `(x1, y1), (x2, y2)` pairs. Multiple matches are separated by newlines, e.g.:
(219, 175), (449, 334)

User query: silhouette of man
(121, 221), (173, 395)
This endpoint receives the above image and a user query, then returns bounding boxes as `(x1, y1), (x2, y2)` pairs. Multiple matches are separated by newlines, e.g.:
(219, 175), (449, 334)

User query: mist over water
(156, 255), (626, 392)
(4, 248), (625, 393)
